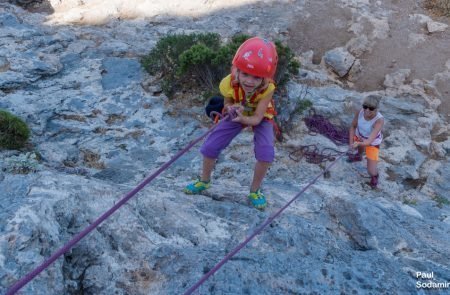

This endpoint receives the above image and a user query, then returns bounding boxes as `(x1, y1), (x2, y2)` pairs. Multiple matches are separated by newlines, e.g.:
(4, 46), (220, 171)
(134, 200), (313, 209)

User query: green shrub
(178, 44), (217, 89)
(0, 109), (30, 149)
(432, 194), (450, 208)
(274, 40), (301, 86)
(141, 33), (221, 97)
(141, 33), (300, 99)
(425, 0), (450, 16)
(4, 152), (40, 174)
(294, 99), (313, 114)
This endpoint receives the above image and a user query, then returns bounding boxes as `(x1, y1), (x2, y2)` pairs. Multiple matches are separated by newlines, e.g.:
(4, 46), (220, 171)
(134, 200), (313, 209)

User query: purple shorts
(200, 119), (275, 163)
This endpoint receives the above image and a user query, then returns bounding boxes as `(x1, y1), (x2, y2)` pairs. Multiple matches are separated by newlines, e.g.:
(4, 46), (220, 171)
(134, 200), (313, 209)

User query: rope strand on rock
(304, 109), (349, 145)
(290, 110), (352, 164)
(183, 151), (347, 295)
(5, 116), (227, 295)
(289, 145), (343, 164)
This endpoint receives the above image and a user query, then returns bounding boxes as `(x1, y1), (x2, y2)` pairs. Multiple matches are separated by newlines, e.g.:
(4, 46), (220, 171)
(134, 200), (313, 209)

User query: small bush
(141, 33), (222, 97)
(4, 152), (39, 174)
(432, 194), (450, 208)
(294, 99), (313, 114)
(0, 109), (30, 149)
(274, 40), (301, 86)
(178, 44), (217, 89)
(425, 0), (450, 16)
(142, 33), (300, 99)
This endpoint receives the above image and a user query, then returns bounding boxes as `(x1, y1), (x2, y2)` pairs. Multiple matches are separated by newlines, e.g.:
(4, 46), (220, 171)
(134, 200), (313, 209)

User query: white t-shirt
(355, 109), (383, 146)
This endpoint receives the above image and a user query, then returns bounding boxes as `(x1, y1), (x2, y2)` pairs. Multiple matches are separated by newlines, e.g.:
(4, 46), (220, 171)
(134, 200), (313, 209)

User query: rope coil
(289, 109), (352, 164)
(303, 109), (349, 145)
(289, 145), (342, 164)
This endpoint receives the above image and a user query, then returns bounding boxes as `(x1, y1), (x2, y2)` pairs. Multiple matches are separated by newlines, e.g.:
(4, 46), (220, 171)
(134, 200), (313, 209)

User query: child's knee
(200, 146), (220, 159)
(255, 145), (274, 162)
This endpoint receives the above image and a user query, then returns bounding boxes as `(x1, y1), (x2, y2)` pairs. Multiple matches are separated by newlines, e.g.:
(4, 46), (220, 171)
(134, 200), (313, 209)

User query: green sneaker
(184, 179), (211, 194)
(247, 189), (267, 210)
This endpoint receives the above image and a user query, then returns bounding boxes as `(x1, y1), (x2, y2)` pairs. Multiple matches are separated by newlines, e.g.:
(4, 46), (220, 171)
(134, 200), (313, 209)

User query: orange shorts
(354, 136), (380, 161)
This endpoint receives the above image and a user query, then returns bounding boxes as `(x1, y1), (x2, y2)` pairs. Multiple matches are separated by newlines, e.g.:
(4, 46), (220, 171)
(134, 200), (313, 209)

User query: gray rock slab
(92, 167), (136, 184)
(100, 57), (142, 90)
(324, 47), (356, 77)
(0, 71), (28, 89)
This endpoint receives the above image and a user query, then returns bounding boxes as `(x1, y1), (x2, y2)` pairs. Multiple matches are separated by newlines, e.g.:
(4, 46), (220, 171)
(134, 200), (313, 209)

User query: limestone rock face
(427, 20), (448, 33)
(323, 47), (356, 77)
(7, 0), (43, 6)
(1, 1), (449, 294)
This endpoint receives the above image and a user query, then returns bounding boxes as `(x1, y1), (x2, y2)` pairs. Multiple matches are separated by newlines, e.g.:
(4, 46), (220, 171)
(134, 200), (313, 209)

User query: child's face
(362, 104), (376, 114)
(238, 71), (263, 93)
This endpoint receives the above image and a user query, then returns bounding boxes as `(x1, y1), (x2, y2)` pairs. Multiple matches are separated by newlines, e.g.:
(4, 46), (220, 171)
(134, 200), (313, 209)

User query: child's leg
(251, 120), (275, 191)
(365, 146), (379, 176)
(367, 159), (378, 176)
(365, 146), (380, 188)
(185, 121), (242, 194)
(200, 120), (243, 160)
(250, 161), (271, 192)
(201, 156), (216, 182)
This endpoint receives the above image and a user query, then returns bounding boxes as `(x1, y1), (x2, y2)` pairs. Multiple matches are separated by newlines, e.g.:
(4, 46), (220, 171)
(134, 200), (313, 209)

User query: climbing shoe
(369, 174), (379, 189)
(347, 153), (363, 163)
(184, 179), (211, 194)
(247, 189), (267, 210)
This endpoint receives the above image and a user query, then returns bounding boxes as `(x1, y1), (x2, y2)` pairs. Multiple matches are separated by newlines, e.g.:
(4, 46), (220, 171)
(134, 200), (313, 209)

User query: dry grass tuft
(425, 0), (450, 16)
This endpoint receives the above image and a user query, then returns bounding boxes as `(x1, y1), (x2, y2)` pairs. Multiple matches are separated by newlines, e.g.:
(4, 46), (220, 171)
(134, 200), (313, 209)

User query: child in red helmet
(184, 37), (278, 210)
(348, 95), (385, 188)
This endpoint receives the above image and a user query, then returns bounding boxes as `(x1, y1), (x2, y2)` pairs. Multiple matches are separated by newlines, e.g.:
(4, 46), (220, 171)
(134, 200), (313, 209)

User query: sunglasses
(362, 104), (376, 111)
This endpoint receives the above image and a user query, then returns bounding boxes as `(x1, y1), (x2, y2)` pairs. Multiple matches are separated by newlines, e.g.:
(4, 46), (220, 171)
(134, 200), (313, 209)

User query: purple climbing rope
(289, 144), (343, 164)
(183, 151), (347, 295)
(303, 110), (349, 145)
(184, 110), (353, 293)
(6, 118), (224, 295)
(289, 110), (352, 164)
(6, 109), (349, 294)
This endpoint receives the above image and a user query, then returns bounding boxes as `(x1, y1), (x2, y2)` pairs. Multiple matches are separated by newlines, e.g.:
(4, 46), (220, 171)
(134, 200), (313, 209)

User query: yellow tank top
(219, 74), (276, 119)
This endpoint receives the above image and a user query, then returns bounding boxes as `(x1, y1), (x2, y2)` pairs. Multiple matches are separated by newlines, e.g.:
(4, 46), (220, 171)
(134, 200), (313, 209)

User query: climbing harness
(230, 74), (282, 141)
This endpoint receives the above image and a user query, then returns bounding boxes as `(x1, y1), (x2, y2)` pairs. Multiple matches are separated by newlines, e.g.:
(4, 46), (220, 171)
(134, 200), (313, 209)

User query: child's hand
(228, 105), (243, 119)
(223, 104), (233, 114)
(352, 142), (359, 149)
(231, 108), (245, 123)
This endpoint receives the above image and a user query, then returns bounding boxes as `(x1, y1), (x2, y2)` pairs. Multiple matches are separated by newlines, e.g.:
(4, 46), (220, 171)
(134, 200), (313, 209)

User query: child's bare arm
(349, 111), (359, 147)
(223, 97), (235, 112)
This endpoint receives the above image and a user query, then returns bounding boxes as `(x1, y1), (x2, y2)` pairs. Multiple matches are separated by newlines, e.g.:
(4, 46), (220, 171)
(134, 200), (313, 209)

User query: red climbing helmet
(232, 37), (278, 79)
